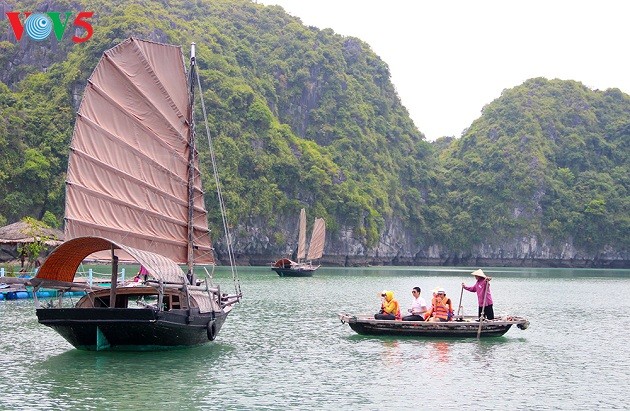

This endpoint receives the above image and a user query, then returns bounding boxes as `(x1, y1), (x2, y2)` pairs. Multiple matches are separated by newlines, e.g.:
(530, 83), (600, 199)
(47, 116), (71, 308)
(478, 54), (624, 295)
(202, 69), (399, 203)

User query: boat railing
(29, 278), (106, 291)
(144, 278), (241, 310)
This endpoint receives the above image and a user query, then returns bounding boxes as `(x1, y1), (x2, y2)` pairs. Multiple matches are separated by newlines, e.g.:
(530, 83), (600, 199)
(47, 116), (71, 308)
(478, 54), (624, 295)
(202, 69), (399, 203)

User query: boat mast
(186, 42), (197, 284)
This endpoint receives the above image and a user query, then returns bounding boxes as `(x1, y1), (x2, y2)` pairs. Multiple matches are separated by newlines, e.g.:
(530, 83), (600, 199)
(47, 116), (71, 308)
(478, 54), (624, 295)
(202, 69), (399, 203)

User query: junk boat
(29, 38), (241, 350)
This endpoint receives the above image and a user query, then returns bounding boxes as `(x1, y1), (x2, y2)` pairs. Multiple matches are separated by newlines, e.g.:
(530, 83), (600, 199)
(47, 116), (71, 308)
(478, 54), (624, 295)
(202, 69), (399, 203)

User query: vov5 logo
(6, 11), (94, 43)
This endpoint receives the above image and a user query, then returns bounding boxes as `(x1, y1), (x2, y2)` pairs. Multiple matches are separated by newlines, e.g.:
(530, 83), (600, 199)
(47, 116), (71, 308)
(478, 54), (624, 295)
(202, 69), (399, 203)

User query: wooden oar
(456, 284), (464, 319)
(477, 278), (490, 339)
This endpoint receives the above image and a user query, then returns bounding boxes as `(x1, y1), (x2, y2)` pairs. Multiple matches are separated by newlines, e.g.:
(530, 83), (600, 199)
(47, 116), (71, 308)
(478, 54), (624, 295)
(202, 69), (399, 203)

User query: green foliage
(439, 78), (630, 251)
(16, 217), (52, 269)
(41, 211), (59, 228)
(0, 1), (627, 258)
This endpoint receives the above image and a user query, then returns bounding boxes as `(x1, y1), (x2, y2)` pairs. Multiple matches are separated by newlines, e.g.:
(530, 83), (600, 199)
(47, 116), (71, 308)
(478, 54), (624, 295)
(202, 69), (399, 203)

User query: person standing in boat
(424, 287), (453, 322)
(374, 290), (401, 320)
(462, 269), (494, 320)
(402, 287), (428, 321)
(134, 265), (149, 283)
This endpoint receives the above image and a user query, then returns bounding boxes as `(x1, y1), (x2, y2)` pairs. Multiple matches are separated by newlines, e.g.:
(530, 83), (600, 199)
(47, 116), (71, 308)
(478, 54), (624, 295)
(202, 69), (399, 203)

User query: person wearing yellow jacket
(374, 290), (401, 320)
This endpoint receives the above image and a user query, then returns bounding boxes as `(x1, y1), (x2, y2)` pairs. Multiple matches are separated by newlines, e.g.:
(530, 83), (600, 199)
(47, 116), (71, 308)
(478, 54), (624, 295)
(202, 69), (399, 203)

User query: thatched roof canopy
(0, 221), (64, 246)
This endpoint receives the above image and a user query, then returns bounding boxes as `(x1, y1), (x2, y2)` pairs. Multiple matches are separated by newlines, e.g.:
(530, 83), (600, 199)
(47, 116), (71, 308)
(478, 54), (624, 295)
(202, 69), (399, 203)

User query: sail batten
(81, 78), (188, 161)
(117, 42), (187, 121)
(67, 183), (210, 231)
(65, 38), (213, 264)
(102, 53), (186, 124)
(100, 40), (188, 135)
(68, 150), (207, 214)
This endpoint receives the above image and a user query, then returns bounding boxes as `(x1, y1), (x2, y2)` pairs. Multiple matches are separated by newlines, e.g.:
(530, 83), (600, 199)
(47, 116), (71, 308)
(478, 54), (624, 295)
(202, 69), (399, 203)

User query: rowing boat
(338, 313), (529, 338)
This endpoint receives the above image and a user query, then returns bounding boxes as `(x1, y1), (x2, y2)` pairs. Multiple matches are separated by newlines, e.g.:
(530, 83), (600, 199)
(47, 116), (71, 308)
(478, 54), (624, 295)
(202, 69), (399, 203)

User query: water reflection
(429, 341), (450, 363)
(380, 340), (402, 366)
(32, 343), (238, 408)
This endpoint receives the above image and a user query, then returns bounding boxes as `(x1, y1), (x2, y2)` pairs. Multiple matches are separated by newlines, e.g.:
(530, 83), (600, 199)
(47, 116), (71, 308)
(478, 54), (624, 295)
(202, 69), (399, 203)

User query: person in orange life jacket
(374, 290), (401, 320)
(424, 287), (453, 322)
(402, 287), (428, 321)
(462, 269), (494, 320)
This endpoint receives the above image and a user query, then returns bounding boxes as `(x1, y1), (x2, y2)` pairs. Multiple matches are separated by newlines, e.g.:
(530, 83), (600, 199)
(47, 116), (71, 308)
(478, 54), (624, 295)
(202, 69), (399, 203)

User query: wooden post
(109, 247), (118, 308)
(185, 42), (197, 286)
(456, 284), (464, 318)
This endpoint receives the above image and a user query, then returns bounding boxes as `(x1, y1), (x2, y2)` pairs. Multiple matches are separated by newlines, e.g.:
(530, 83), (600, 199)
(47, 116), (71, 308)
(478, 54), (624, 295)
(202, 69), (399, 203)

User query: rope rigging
(193, 54), (242, 299)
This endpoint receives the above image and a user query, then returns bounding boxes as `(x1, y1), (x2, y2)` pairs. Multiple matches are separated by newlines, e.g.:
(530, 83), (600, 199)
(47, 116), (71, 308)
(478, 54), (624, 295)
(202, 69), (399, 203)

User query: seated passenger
(377, 289), (387, 313)
(402, 287), (428, 321)
(374, 290), (401, 320)
(424, 288), (453, 322)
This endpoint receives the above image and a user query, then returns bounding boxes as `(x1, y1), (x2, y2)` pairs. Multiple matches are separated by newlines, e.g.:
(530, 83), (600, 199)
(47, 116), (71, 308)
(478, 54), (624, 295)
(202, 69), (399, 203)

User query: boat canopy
(35, 236), (187, 284)
(273, 258), (295, 269)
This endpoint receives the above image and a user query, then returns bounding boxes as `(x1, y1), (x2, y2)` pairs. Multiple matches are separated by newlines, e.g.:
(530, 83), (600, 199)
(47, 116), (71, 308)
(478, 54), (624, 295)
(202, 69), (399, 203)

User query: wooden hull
(271, 267), (317, 277)
(271, 258), (319, 277)
(36, 307), (230, 351)
(339, 313), (529, 338)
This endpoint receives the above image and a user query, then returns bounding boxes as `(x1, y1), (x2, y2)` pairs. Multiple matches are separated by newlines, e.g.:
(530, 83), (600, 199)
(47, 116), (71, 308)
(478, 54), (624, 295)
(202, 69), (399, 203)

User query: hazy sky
(257, 0), (629, 141)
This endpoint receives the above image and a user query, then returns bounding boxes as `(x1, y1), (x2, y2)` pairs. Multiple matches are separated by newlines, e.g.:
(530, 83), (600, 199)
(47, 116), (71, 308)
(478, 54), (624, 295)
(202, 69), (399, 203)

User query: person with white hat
(424, 287), (453, 322)
(462, 269), (494, 320)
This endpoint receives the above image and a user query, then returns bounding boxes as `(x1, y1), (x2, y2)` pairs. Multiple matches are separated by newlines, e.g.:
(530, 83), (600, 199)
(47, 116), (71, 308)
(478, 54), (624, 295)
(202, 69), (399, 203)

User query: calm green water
(1, 266), (629, 410)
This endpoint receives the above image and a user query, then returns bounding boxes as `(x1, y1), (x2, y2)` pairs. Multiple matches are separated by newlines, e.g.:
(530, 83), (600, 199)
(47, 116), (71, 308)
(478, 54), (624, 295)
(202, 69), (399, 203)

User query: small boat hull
(36, 307), (230, 350)
(339, 313), (529, 338)
(271, 258), (319, 277)
(271, 267), (317, 277)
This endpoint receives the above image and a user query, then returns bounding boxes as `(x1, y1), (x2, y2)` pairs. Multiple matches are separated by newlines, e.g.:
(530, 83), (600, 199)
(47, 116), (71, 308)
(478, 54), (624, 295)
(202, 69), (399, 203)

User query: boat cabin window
(89, 295), (142, 308)
(77, 290), (188, 310)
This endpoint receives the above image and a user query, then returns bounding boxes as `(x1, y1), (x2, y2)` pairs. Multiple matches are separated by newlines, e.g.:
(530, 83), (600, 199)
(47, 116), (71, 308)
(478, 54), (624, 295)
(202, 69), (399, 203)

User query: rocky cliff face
(215, 217), (629, 269)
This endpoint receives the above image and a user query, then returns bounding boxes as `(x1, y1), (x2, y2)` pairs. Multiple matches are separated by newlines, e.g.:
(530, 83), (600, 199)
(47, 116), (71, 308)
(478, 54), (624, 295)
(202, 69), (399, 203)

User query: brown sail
(306, 217), (326, 260)
(296, 208), (307, 261)
(64, 38), (213, 264)
(271, 210), (325, 277)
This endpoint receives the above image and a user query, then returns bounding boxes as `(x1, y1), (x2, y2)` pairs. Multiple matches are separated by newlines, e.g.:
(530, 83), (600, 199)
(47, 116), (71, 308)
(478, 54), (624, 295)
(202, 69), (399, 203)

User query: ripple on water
(1, 267), (629, 409)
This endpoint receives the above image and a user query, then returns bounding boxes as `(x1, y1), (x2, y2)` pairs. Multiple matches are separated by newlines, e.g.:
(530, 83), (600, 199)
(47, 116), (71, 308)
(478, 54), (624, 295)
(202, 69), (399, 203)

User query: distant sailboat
(28, 38), (242, 350)
(271, 208), (325, 277)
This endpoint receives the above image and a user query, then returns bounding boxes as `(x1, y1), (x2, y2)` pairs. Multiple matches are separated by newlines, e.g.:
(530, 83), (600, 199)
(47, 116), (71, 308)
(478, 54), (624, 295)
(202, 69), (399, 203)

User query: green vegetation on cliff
(439, 78), (629, 251)
(0, 0), (627, 258)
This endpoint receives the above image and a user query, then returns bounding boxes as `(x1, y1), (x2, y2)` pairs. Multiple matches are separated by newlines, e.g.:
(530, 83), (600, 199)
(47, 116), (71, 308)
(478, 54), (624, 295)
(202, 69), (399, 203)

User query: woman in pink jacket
(462, 269), (494, 320)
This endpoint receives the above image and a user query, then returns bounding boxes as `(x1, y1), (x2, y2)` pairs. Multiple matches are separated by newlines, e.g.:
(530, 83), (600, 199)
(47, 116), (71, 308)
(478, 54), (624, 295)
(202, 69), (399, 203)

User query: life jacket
(431, 296), (450, 320)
